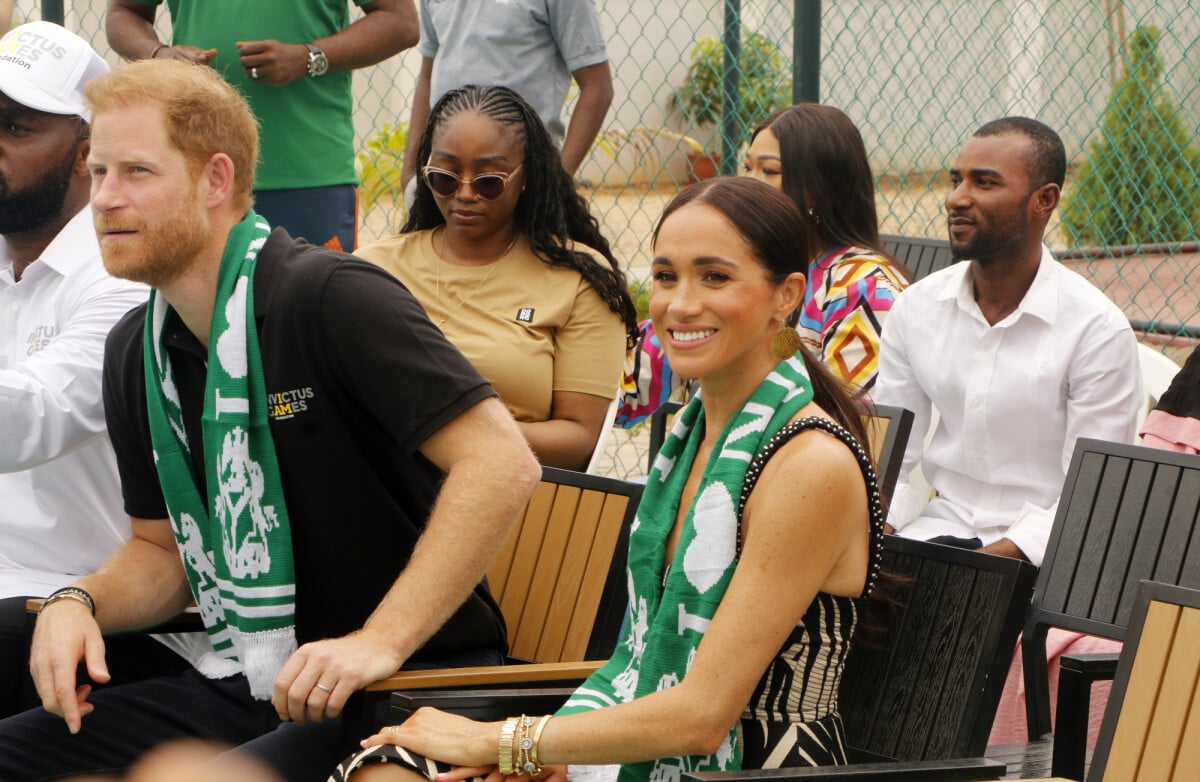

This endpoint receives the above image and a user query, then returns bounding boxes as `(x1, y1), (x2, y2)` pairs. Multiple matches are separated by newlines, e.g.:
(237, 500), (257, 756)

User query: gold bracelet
(498, 717), (519, 775)
(529, 714), (552, 769)
(516, 715), (542, 776)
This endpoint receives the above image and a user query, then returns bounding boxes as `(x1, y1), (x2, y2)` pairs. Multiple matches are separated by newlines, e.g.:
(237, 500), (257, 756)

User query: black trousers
(0, 646), (503, 782)
(0, 596), (190, 719)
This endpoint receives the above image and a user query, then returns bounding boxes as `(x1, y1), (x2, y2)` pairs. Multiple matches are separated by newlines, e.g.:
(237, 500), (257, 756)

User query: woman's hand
(362, 708), (497, 768)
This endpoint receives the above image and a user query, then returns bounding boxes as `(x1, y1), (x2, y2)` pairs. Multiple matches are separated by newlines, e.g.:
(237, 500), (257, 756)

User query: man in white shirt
(874, 117), (1141, 566)
(0, 21), (184, 717)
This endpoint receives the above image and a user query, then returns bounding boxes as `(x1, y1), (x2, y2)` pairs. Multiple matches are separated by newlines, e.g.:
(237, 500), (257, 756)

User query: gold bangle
(529, 714), (552, 768)
(498, 717), (519, 775)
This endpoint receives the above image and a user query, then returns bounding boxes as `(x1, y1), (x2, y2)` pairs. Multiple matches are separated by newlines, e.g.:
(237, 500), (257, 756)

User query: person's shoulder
(355, 231), (428, 278)
(263, 230), (405, 290)
(828, 245), (909, 290)
(104, 299), (151, 373)
(1046, 259), (1130, 326)
(752, 417), (866, 511)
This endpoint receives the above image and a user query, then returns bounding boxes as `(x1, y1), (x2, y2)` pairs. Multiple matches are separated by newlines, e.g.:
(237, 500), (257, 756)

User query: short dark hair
(973, 116), (1066, 189)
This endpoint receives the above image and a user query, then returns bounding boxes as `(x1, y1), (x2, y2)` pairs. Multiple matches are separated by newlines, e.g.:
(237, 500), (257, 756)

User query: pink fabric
(987, 629), (1123, 746)
(1139, 409), (1200, 454)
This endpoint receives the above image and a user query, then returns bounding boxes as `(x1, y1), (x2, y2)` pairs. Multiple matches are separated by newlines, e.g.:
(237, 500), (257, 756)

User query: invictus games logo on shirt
(26, 325), (56, 355)
(267, 387), (314, 420)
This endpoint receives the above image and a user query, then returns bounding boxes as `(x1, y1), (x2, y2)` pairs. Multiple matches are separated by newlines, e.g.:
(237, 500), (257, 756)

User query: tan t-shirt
(356, 229), (625, 423)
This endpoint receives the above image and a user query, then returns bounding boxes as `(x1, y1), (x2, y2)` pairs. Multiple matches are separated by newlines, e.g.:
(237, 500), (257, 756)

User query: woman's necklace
(432, 226), (519, 327)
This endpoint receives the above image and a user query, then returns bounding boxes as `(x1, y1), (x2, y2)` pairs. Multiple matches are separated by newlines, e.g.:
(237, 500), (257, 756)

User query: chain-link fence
(15, 0), (1200, 477)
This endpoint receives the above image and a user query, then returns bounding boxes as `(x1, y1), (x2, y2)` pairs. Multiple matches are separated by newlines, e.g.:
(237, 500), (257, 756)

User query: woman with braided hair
(356, 84), (636, 470)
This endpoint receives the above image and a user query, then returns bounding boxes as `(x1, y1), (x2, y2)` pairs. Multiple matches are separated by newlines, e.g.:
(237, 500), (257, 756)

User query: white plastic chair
(585, 395), (620, 475)
(1136, 343), (1181, 436)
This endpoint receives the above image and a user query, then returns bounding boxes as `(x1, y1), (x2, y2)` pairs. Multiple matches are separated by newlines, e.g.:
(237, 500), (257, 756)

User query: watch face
(306, 45), (329, 77)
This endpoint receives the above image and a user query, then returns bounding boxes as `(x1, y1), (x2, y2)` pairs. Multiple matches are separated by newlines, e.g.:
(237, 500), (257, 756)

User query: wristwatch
(304, 43), (329, 77)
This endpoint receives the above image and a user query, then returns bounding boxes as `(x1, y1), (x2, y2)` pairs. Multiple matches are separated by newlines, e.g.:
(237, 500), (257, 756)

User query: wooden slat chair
(859, 403), (913, 505)
(355, 466), (642, 733)
(880, 234), (957, 282)
(397, 536), (1030, 781)
(676, 536), (1033, 780)
(647, 402), (913, 507)
(1023, 438), (1200, 734)
(1021, 438), (1200, 777)
(1087, 580), (1200, 782)
(646, 400), (684, 474)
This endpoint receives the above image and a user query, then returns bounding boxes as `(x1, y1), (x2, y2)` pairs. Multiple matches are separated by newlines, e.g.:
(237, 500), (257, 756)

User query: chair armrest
(1051, 652), (1120, 779)
(389, 687), (577, 724)
(681, 757), (1006, 780)
(1059, 652), (1120, 678)
(366, 661), (604, 692)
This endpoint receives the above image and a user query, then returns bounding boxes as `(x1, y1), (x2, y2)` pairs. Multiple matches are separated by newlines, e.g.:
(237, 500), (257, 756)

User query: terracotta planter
(686, 150), (721, 183)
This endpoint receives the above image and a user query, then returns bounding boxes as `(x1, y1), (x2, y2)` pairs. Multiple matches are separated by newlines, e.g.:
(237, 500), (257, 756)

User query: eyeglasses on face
(421, 163), (523, 200)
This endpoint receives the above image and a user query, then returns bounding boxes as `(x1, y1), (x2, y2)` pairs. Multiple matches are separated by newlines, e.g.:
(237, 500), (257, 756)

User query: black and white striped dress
(737, 418), (885, 769)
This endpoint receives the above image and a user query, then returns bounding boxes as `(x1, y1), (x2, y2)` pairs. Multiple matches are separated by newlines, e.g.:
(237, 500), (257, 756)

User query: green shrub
(1062, 26), (1200, 246)
(670, 31), (792, 149)
(628, 276), (651, 321)
(356, 121), (408, 214)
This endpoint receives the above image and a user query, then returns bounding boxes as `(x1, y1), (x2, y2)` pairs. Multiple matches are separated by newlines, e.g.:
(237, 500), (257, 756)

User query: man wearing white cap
(0, 21), (189, 718)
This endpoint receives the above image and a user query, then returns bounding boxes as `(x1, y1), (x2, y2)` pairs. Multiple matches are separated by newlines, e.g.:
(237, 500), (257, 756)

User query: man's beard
(97, 192), (211, 289)
(949, 210), (1028, 263)
(0, 144), (77, 235)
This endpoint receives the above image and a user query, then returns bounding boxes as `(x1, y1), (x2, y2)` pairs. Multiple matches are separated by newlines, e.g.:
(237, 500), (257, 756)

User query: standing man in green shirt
(106, 0), (417, 253)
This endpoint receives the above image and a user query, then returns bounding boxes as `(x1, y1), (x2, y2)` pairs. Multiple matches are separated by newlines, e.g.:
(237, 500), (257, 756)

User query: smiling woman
(355, 85), (637, 471)
(329, 177), (886, 782)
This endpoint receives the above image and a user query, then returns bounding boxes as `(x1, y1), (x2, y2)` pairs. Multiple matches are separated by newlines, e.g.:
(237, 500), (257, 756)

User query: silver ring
(315, 683), (332, 693)
(250, 67), (259, 80)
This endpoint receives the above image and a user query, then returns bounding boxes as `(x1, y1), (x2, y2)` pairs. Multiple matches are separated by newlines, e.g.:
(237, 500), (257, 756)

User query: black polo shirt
(103, 229), (506, 662)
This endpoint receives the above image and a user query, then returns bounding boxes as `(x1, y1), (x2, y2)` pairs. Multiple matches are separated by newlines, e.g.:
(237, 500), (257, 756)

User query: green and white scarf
(559, 355), (815, 780)
(143, 210), (297, 700)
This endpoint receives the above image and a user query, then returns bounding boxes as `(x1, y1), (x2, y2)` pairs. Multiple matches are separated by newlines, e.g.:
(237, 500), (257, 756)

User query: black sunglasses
(422, 164), (523, 200)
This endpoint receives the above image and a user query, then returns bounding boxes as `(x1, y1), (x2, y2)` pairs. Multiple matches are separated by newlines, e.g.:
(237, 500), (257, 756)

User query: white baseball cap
(0, 21), (109, 120)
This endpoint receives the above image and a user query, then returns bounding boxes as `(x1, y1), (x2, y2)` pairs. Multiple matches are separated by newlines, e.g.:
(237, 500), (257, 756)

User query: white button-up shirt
(0, 206), (148, 598)
(874, 245), (1142, 566)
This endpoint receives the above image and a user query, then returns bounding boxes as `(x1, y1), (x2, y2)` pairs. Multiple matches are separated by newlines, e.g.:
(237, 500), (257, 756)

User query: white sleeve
(1004, 318), (1141, 567)
(872, 289), (932, 530)
(0, 275), (146, 471)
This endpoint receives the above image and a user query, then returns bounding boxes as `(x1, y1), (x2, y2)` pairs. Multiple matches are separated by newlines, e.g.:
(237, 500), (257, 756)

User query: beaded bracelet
(40, 586), (95, 616)
(515, 715), (541, 776)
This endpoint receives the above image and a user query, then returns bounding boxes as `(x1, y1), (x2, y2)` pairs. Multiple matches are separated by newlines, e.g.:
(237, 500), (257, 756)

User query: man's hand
(155, 45), (217, 64)
(271, 627), (405, 724)
(236, 40), (309, 86)
(978, 537), (1029, 561)
(28, 599), (110, 734)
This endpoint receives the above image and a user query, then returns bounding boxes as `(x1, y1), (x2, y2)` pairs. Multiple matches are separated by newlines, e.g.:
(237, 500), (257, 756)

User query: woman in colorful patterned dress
(329, 178), (884, 782)
(619, 104), (909, 426)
